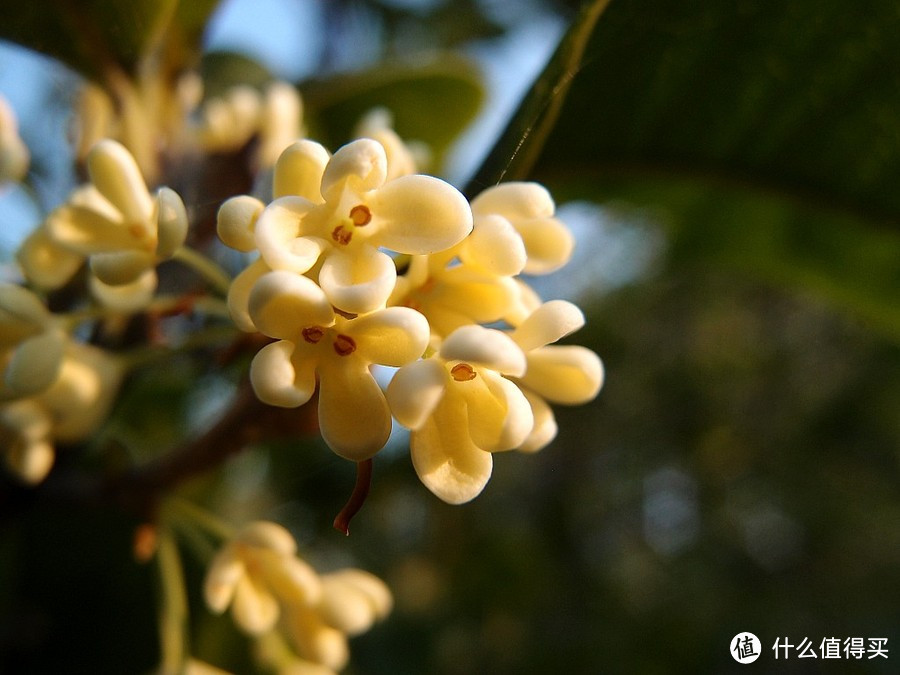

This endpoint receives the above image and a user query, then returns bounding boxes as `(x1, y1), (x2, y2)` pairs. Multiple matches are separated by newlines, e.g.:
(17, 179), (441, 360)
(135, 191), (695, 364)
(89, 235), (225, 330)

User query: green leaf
(475, 0), (900, 339)
(0, 0), (220, 80)
(302, 56), (484, 171)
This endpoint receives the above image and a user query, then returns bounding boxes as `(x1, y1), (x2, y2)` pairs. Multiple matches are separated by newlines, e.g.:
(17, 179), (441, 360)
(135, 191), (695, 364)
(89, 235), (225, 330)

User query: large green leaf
(473, 0), (900, 338)
(302, 57), (484, 171)
(0, 0), (219, 80)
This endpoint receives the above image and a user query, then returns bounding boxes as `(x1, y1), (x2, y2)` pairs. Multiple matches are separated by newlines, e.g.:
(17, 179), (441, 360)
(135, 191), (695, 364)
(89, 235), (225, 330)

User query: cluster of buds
(220, 131), (603, 504)
(204, 521), (391, 674)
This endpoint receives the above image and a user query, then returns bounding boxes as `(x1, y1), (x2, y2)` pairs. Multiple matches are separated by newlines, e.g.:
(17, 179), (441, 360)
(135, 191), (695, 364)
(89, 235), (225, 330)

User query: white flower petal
(250, 340), (317, 408)
(286, 608), (350, 671)
(369, 175), (472, 254)
(154, 187), (189, 258)
(238, 521), (298, 554)
(520, 345), (604, 404)
(0, 283), (51, 332)
(318, 246), (396, 315)
(317, 358), (391, 460)
(249, 271), (334, 341)
(471, 182), (555, 221)
(3, 329), (65, 399)
(479, 371), (534, 451)
(386, 358), (446, 430)
(510, 300), (585, 351)
(204, 547), (244, 613)
(517, 389), (558, 454)
(440, 325), (526, 377)
(228, 259), (270, 332)
(6, 439), (55, 485)
(89, 269), (157, 312)
(16, 227), (84, 290)
(255, 197), (323, 273)
(320, 139), (387, 201)
(262, 553), (322, 606)
(90, 249), (155, 285)
(46, 204), (135, 254)
(86, 140), (153, 224)
(461, 214), (526, 276)
(348, 307), (429, 366)
(217, 195), (265, 252)
(232, 574), (280, 634)
(274, 140), (329, 201)
(516, 216), (574, 275)
(318, 570), (392, 636)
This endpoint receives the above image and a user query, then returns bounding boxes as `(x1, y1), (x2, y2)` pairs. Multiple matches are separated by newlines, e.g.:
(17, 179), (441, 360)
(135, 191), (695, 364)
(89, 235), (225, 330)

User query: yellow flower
(204, 521), (321, 635)
(0, 95), (29, 182)
(508, 300), (604, 452)
(248, 270), (429, 460)
(387, 325), (534, 503)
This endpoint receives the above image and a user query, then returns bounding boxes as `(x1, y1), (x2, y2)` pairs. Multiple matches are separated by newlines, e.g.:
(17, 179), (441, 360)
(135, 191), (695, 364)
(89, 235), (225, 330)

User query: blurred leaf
(200, 51), (274, 101)
(0, 0), (219, 80)
(472, 0), (900, 338)
(302, 56), (484, 170)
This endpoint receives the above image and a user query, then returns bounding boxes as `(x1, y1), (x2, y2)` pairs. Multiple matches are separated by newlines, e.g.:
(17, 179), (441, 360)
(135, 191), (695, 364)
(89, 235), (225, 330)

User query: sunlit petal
(228, 259), (270, 332)
(320, 139), (387, 201)
(461, 213), (526, 276)
(520, 345), (604, 404)
(90, 250), (155, 285)
(250, 340), (317, 408)
(348, 307), (429, 366)
(232, 573), (280, 634)
(274, 140), (330, 201)
(318, 246), (396, 315)
(516, 215), (574, 275)
(386, 358), (446, 429)
(249, 270), (334, 340)
(255, 197), (323, 273)
(86, 139), (153, 224)
(510, 300), (585, 351)
(46, 204), (135, 253)
(155, 187), (189, 258)
(471, 182), (555, 221)
(217, 195), (265, 252)
(16, 227), (84, 290)
(440, 325), (526, 377)
(517, 389), (557, 453)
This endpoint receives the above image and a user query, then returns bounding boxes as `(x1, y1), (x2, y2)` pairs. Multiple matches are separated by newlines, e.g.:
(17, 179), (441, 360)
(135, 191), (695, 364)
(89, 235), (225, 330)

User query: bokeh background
(1, 0), (899, 673)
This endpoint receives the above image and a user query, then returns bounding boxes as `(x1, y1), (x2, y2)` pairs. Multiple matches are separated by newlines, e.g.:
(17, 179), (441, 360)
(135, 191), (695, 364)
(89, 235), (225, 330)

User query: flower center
(450, 363), (477, 381)
(333, 334), (356, 356)
(330, 205), (372, 246)
(331, 225), (352, 245)
(302, 326), (325, 343)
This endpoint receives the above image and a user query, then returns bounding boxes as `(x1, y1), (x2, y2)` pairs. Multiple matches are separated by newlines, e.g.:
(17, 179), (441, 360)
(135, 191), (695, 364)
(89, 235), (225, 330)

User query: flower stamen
(450, 363), (477, 381)
(331, 225), (352, 245)
(302, 326), (325, 343)
(333, 334), (356, 356)
(349, 204), (371, 227)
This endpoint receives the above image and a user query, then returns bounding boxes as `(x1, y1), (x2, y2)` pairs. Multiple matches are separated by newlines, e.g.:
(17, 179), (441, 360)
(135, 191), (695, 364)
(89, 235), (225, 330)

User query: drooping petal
(386, 358), (446, 430)
(227, 258), (270, 332)
(440, 325), (526, 377)
(3, 329), (65, 399)
(347, 307), (429, 366)
(510, 300), (585, 351)
(317, 358), (391, 460)
(320, 139), (387, 202)
(232, 573), (280, 634)
(204, 546), (244, 613)
(255, 197), (323, 273)
(318, 569), (392, 636)
(249, 271), (334, 341)
(369, 175), (472, 254)
(410, 400), (493, 505)
(517, 389), (558, 454)
(90, 249), (155, 285)
(477, 370), (534, 451)
(86, 139), (153, 224)
(317, 246), (396, 315)
(274, 140), (330, 201)
(519, 345), (604, 404)
(155, 187), (189, 258)
(515, 215), (574, 275)
(217, 195), (265, 252)
(250, 340), (317, 408)
(16, 227), (84, 290)
(461, 213), (527, 276)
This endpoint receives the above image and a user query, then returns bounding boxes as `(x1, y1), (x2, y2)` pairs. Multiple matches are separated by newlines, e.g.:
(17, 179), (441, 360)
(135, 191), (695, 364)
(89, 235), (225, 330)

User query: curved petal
(510, 300), (585, 351)
(429, 267), (518, 323)
(348, 307), (429, 366)
(6, 439), (55, 485)
(3, 329), (65, 399)
(203, 547), (244, 613)
(46, 204), (135, 254)
(155, 187), (189, 258)
(317, 358), (391, 460)
(318, 246), (396, 315)
(410, 401), (492, 505)
(274, 140), (329, 201)
(255, 197), (323, 273)
(318, 570), (391, 635)
(517, 216), (574, 275)
(320, 139), (387, 201)
(249, 271), (334, 341)
(462, 214), (526, 276)
(519, 345), (604, 404)
(16, 227), (84, 290)
(232, 573), (280, 634)
(470, 182), (555, 221)
(369, 175), (472, 254)
(217, 195), (265, 252)
(285, 607), (350, 671)
(256, 550), (321, 606)
(228, 258), (270, 332)
(89, 269), (156, 312)
(0, 283), (51, 332)
(238, 521), (298, 554)
(477, 371), (534, 451)
(90, 249), (155, 285)
(517, 389), (557, 454)
(386, 358), (446, 430)
(440, 325), (526, 377)
(87, 139), (153, 223)
(250, 340), (317, 408)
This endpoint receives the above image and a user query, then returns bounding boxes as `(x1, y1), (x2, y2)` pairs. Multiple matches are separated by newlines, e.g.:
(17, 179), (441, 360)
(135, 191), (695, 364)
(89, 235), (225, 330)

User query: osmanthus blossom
(0, 341), (123, 484)
(386, 324), (534, 504)
(44, 139), (188, 308)
(508, 300), (604, 453)
(0, 94), (29, 183)
(247, 270), (430, 460)
(249, 137), (472, 315)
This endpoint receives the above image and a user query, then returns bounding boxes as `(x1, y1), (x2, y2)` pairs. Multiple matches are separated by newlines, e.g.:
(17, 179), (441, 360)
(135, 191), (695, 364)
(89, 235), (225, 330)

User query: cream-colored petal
(318, 569), (391, 636)
(461, 214), (526, 276)
(317, 246), (396, 315)
(89, 269), (157, 312)
(325, 569), (392, 619)
(517, 389), (557, 454)
(516, 216), (574, 275)
(505, 278), (543, 327)
(238, 521), (298, 554)
(440, 325), (526, 377)
(317, 357), (391, 460)
(385, 358), (446, 430)
(428, 267), (518, 324)
(257, 81), (304, 168)
(520, 345), (604, 404)
(510, 300), (585, 351)
(46, 204), (135, 254)
(86, 139), (153, 224)
(6, 439), (55, 485)
(479, 370), (534, 451)
(0, 283), (51, 332)
(348, 307), (429, 366)
(90, 249), (155, 285)
(16, 227), (84, 290)
(217, 195), (265, 252)
(320, 139), (387, 201)
(155, 187), (189, 258)
(255, 197), (323, 273)
(249, 271), (334, 341)
(470, 182), (555, 221)
(260, 552), (322, 606)
(203, 546), (244, 613)
(250, 340), (317, 408)
(228, 259), (270, 332)
(285, 607), (350, 671)
(410, 401), (493, 504)
(369, 175), (472, 254)
(274, 140), (329, 201)
(232, 573), (280, 634)
(3, 329), (65, 399)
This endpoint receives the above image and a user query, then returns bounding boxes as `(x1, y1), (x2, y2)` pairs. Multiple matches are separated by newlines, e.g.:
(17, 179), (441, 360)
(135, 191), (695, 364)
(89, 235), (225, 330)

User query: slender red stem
(332, 459), (373, 536)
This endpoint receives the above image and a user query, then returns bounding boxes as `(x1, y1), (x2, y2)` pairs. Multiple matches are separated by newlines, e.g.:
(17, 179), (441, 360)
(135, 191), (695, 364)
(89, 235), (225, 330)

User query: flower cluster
(204, 521), (391, 674)
(221, 131), (603, 503)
